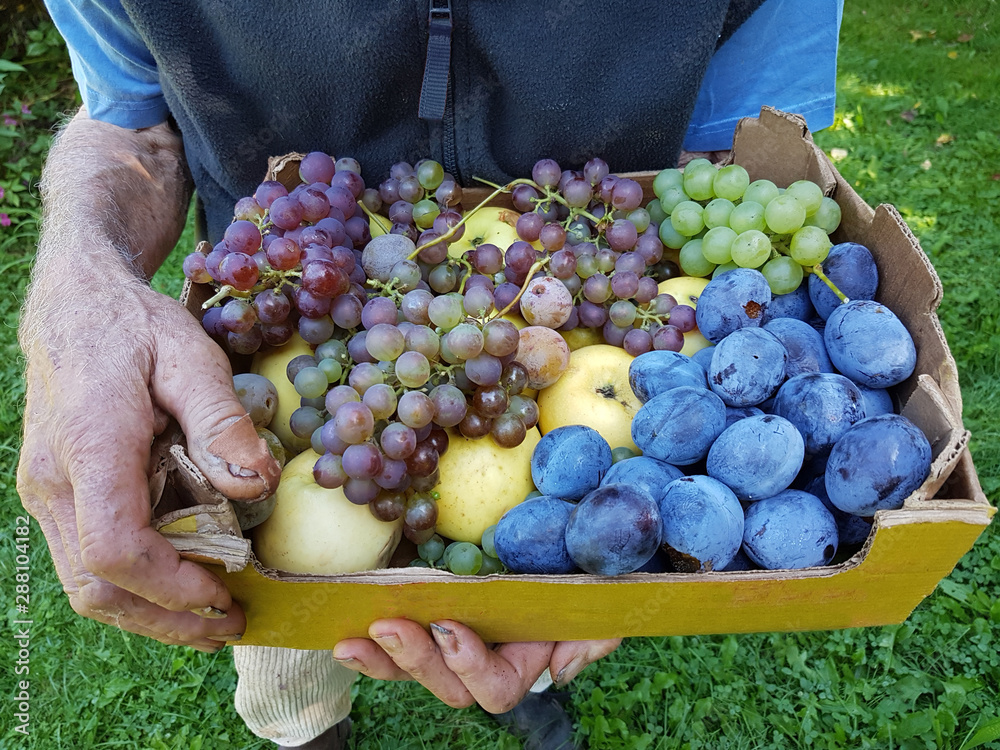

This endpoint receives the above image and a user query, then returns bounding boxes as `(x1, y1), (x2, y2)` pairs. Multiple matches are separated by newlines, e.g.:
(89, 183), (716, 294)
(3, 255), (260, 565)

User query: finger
(429, 620), (554, 714)
(365, 619), (479, 708)
(331, 637), (414, 681)
(47, 479), (248, 645)
(550, 638), (622, 687)
(152, 311), (281, 499)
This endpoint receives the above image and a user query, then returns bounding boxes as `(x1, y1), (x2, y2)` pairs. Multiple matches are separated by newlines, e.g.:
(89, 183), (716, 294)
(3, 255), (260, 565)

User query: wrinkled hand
(333, 618), (620, 713)
(17, 279), (280, 651)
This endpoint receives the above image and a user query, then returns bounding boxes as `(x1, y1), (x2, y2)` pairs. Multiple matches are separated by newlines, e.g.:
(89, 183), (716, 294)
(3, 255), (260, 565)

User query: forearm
(21, 108), (192, 349)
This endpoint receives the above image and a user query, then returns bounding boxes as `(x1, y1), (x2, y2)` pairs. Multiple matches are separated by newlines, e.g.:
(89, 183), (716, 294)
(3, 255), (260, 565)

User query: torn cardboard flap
(148, 426), (251, 573)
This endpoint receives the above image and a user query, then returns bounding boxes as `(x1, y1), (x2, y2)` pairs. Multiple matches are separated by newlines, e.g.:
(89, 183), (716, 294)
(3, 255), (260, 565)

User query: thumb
(152, 315), (282, 500)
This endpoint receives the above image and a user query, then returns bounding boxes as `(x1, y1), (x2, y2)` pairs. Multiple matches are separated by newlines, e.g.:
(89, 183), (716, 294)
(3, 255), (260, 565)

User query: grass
(1, 1), (999, 748)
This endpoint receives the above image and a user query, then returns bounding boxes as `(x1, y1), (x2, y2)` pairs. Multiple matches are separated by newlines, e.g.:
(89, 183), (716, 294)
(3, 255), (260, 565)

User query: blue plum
(658, 475), (744, 572)
(531, 425), (613, 501)
(631, 386), (727, 465)
(706, 414), (805, 501)
(628, 350), (707, 403)
(825, 413), (932, 516)
(601, 455), (684, 502)
(824, 299), (916, 388)
(725, 405), (765, 428)
(772, 372), (866, 457)
(691, 345), (716, 372)
(803, 476), (873, 548)
(493, 496), (577, 574)
(808, 241), (879, 320)
(762, 282), (815, 324)
(857, 384), (895, 417)
(708, 328), (787, 407)
(694, 268), (772, 343)
(565, 484), (662, 576)
(742, 490), (839, 569)
(763, 317), (834, 377)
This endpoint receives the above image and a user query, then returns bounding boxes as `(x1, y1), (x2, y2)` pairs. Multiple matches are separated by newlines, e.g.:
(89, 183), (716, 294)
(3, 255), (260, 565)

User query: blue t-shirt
(46, 0), (842, 150)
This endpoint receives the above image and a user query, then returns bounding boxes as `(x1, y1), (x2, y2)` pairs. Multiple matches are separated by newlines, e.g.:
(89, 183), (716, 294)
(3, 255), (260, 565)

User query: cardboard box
(171, 107), (994, 648)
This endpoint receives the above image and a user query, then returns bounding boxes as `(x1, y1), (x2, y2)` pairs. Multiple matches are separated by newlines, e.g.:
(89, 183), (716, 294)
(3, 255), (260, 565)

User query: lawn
(1, 1), (998, 748)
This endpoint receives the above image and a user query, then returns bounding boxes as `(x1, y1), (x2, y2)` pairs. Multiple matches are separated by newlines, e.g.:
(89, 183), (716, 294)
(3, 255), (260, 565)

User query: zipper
(418, 0), (459, 180)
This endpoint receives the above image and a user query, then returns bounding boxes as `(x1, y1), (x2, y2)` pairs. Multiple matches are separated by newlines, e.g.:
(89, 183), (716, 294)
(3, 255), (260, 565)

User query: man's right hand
(17, 274), (281, 650)
(16, 111), (280, 650)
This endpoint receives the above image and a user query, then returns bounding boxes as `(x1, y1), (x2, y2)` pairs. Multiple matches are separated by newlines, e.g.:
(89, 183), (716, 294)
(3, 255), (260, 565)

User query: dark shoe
(489, 691), (578, 750)
(277, 716), (351, 750)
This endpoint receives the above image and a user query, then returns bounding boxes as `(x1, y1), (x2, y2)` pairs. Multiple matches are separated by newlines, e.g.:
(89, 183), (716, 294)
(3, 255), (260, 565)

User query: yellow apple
(656, 276), (713, 356)
(447, 206), (522, 258)
(434, 427), (541, 543)
(250, 333), (314, 455)
(536, 344), (641, 453)
(253, 449), (402, 574)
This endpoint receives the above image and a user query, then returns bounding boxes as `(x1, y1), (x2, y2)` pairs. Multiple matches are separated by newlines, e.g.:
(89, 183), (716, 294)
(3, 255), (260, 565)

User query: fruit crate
(171, 107), (993, 648)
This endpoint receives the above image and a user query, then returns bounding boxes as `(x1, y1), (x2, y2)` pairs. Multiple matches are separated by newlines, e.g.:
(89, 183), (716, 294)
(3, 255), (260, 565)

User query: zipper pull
(418, 0), (452, 121)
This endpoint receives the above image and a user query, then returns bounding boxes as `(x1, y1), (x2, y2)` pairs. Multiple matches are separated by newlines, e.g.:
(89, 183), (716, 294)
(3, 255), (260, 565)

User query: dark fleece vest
(119, 1), (764, 241)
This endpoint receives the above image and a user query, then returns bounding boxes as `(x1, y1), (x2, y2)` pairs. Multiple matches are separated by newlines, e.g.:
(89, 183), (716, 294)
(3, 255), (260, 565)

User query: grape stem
(811, 263), (850, 303)
(455, 257), (475, 294)
(202, 284), (243, 309)
(489, 258), (550, 320)
(410, 178), (537, 260)
(359, 200), (391, 235)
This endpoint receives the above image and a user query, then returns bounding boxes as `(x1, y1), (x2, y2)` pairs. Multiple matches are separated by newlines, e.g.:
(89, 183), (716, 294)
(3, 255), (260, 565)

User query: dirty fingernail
(191, 606), (228, 619)
(207, 633), (243, 642)
(333, 656), (365, 670)
(373, 633), (402, 653)
(555, 655), (586, 687)
(430, 622), (459, 656)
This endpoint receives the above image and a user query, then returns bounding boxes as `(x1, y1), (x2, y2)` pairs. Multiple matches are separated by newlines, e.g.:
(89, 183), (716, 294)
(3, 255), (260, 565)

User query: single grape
(701, 226), (738, 265)
(679, 239), (716, 277)
(804, 196), (842, 233)
(682, 160), (717, 201)
(334, 401), (376, 444)
(347, 361), (384, 395)
(427, 293), (465, 330)
(380, 421), (417, 460)
(761, 255), (806, 295)
(491, 413), (527, 449)
(790, 225), (833, 266)
(445, 322), (485, 360)
(445, 541), (483, 575)
(363, 383), (398, 420)
(313, 452), (348, 489)
(713, 164), (750, 201)
(785, 179), (824, 216)
(418, 534), (446, 564)
(482, 318), (520, 357)
(670, 200), (705, 237)
(220, 298), (257, 334)
(341, 442), (384, 480)
(623, 328), (653, 356)
(653, 168), (683, 199)
(405, 442), (439, 478)
(764, 193), (807, 235)
(608, 299), (637, 327)
(506, 394), (539, 429)
(289, 406), (324, 439)
(729, 200), (767, 234)
(397, 391), (435, 429)
(704, 198), (736, 229)
(370, 491), (406, 522)
(731, 230), (772, 269)
(294, 366), (329, 399)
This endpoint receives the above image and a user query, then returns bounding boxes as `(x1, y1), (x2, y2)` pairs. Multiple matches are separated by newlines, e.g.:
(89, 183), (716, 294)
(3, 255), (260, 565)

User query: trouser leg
(233, 645), (356, 747)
